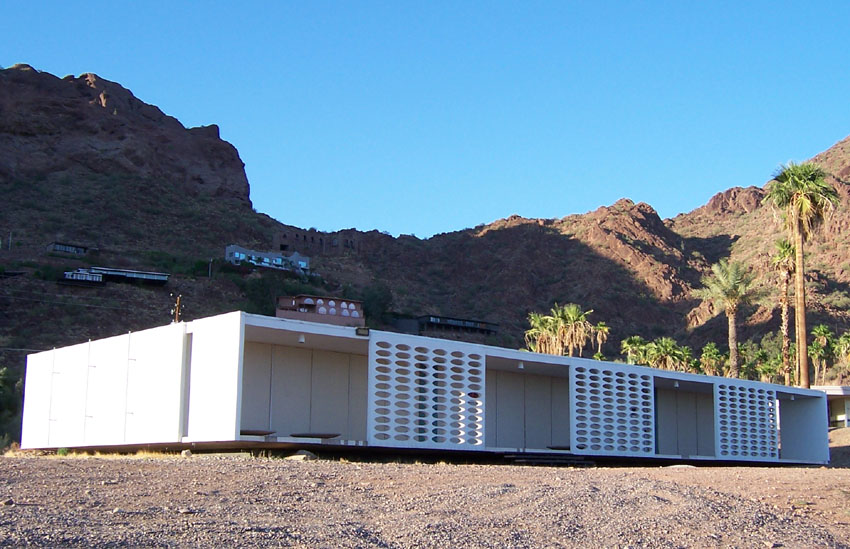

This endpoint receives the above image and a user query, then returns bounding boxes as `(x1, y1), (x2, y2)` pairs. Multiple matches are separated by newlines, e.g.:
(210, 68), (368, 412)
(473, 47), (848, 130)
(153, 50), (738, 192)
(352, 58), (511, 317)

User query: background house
(226, 244), (310, 273)
(276, 295), (365, 327)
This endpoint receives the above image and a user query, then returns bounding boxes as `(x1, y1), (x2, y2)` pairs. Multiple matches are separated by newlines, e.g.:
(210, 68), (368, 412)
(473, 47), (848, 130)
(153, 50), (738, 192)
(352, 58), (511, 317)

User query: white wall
(124, 325), (186, 444)
(21, 323), (187, 449)
(241, 342), (273, 431)
(20, 351), (53, 449)
(83, 333), (132, 446)
(46, 343), (89, 448)
(186, 312), (244, 442)
(485, 371), (570, 450)
(779, 395), (829, 463)
(655, 388), (715, 457)
(270, 345), (311, 435)
(240, 342), (368, 440)
(310, 350), (352, 434)
(714, 381), (779, 461)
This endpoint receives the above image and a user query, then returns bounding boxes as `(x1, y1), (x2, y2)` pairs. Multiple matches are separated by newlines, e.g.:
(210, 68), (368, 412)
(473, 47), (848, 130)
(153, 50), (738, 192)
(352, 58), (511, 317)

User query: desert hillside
(2, 64), (850, 443)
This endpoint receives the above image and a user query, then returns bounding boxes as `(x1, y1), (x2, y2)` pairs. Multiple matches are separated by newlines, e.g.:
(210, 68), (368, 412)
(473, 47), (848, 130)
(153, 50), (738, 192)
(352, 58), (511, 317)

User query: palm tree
(646, 337), (684, 371)
(751, 348), (771, 382)
(771, 239), (795, 385)
(679, 345), (698, 373)
(554, 303), (594, 357)
(594, 321), (610, 356)
(699, 342), (725, 377)
(524, 303), (596, 357)
(621, 335), (648, 365)
(764, 162), (840, 387)
(808, 340), (827, 386)
(524, 311), (560, 355)
(836, 331), (850, 384)
(694, 259), (760, 378)
(811, 324), (835, 385)
(756, 356), (781, 384)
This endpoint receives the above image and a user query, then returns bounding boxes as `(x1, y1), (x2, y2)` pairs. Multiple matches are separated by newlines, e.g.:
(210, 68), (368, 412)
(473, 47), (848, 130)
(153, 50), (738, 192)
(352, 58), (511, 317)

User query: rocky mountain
(2, 64), (850, 442)
(0, 64), (283, 261)
(0, 63), (249, 205)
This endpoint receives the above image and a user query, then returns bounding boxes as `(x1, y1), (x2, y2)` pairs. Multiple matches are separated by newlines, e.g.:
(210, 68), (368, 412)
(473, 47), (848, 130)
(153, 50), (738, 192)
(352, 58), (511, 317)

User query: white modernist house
(21, 311), (829, 464)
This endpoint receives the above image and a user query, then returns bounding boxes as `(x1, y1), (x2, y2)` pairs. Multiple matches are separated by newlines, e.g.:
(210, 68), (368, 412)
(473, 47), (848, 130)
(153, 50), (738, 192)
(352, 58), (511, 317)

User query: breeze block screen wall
(569, 362), (655, 457)
(715, 381), (778, 461)
(367, 332), (485, 449)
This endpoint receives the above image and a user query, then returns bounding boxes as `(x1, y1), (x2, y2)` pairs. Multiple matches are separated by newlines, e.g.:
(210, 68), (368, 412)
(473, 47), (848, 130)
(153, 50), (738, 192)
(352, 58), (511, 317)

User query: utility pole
(208, 258), (213, 279)
(170, 293), (183, 323)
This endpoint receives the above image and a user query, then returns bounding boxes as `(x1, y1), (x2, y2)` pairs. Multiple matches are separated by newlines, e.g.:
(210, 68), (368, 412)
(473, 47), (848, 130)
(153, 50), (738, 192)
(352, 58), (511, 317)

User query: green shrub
(822, 291), (850, 309)
(34, 265), (64, 281)
(362, 283), (393, 326)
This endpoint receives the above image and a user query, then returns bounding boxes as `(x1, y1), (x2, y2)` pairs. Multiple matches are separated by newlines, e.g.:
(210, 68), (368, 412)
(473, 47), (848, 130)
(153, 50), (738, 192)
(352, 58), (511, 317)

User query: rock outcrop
(0, 64), (250, 205)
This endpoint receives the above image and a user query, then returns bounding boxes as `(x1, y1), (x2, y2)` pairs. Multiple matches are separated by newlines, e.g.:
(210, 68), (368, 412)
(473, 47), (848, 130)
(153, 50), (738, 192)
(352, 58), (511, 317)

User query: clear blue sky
(5, 2), (850, 237)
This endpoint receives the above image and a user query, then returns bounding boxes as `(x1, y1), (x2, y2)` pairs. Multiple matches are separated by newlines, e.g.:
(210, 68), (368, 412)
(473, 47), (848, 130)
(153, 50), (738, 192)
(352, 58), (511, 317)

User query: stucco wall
(186, 312), (243, 442)
(21, 323), (186, 449)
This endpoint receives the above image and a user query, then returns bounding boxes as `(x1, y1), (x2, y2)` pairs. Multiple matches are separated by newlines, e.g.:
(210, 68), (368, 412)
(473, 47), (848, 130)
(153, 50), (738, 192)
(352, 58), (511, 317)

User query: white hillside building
(21, 311), (829, 464)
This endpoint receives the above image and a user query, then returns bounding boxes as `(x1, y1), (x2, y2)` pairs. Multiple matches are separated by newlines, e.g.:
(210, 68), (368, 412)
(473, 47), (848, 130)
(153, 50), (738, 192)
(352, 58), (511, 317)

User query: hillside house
(62, 267), (169, 285)
(276, 295), (364, 327)
(47, 242), (89, 255)
(20, 311), (829, 464)
(417, 315), (498, 336)
(225, 245), (309, 273)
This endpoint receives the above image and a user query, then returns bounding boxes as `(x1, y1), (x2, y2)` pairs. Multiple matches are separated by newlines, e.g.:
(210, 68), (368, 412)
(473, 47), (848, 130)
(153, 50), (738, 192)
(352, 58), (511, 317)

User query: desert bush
(34, 264), (64, 281)
(362, 283), (393, 326)
(822, 291), (850, 309)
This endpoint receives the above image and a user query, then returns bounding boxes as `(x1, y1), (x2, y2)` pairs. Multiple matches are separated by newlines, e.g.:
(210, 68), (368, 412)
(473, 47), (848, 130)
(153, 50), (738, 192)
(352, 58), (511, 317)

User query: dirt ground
(1, 430), (849, 548)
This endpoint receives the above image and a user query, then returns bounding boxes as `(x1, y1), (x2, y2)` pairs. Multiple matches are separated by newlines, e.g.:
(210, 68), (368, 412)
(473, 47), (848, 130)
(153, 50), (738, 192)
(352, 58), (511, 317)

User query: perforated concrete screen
(715, 382), (778, 460)
(570, 363), (655, 456)
(367, 333), (485, 449)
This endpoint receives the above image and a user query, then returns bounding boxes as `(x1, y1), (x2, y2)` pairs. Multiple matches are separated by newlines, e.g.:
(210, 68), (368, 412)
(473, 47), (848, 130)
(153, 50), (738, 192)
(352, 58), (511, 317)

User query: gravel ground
(1, 430), (849, 548)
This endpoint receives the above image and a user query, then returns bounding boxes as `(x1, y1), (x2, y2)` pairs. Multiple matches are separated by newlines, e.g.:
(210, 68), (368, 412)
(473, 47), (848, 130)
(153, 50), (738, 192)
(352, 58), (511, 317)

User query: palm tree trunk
(727, 308), (739, 378)
(813, 358), (820, 386)
(794, 223), (810, 387)
(780, 274), (791, 385)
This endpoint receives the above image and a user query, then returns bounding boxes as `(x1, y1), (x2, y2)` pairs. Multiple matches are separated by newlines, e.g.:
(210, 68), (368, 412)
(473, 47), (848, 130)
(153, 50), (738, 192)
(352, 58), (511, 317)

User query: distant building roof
(813, 385), (850, 397)
(63, 267), (170, 284)
(417, 315), (498, 334)
(47, 242), (89, 254)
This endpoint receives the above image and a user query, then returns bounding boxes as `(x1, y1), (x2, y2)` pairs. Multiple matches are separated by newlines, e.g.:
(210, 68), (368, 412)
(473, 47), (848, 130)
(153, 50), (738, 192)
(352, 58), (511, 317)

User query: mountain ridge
(2, 63), (849, 360)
